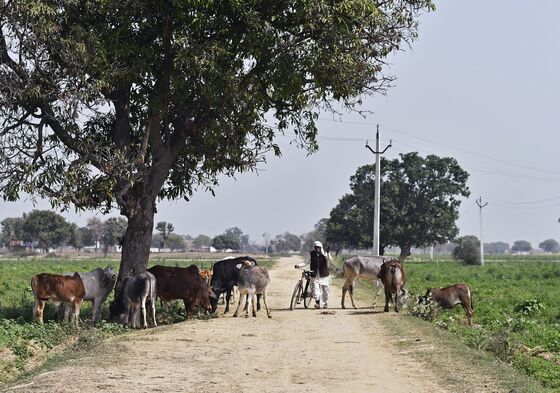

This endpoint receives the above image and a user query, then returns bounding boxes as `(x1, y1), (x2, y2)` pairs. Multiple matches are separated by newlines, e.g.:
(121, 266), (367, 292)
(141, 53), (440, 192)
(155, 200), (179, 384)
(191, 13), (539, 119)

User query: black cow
(109, 272), (157, 329)
(210, 256), (260, 314)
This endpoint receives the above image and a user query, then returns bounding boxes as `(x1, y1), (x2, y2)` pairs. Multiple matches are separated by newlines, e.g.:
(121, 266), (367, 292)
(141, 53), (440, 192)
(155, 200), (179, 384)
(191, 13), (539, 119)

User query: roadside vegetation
(0, 255), (274, 384)
(335, 254), (560, 390)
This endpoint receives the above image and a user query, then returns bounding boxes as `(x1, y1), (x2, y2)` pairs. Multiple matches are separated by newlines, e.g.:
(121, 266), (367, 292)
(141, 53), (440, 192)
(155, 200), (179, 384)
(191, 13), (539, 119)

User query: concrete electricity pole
(476, 197), (488, 266)
(366, 125), (391, 256)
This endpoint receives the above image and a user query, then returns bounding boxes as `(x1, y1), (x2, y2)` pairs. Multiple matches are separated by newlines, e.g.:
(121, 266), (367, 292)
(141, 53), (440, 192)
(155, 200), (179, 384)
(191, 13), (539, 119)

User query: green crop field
(392, 257), (560, 389)
(0, 255), (274, 384)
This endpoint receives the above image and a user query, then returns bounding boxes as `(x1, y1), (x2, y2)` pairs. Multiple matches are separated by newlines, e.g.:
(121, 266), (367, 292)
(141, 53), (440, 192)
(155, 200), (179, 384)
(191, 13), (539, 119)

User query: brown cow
(148, 265), (212, 317)
(199, 269), (212, 286)
(377, 259), (406, 313)
(31, 273), (86, 325)
(419, 284), (474, 326)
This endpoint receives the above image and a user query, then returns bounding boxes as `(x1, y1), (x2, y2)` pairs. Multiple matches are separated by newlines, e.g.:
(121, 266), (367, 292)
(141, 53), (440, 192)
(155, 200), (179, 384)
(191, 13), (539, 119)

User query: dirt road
(14, 257), (448, 393)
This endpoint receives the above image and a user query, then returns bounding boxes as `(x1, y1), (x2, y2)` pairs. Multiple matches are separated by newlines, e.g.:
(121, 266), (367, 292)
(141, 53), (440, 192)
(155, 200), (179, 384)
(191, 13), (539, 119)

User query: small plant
(514, 299), (545, 316)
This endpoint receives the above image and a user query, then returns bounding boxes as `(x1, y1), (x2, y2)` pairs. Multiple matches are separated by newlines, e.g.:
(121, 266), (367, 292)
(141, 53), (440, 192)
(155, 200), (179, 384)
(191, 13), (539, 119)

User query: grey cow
(61, 266), (117, 323)
(233, 260), (271, 319)
(341, 256), (407, 309)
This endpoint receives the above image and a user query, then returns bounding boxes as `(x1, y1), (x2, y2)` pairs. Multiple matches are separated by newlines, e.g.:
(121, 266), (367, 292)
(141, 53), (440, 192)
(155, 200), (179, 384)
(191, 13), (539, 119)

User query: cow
(148, 265), (213, 317)
(109, 272), (157, 329)
(377, 259), (406, 313)
(233, 261), (271, 319)
(341, 255), (407, 310)
(59, 266), (117, 323)
(31, 273), (86, 325)
(419, 284), (474, 326)
(210, 256), (260, 314)
(199, 268), (212, 286)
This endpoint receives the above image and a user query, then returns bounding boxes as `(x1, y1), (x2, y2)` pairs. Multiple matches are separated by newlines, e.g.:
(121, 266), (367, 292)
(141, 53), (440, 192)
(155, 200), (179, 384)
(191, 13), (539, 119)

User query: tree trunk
(399, 244), (411, 261)
(116, 194), (156, 291)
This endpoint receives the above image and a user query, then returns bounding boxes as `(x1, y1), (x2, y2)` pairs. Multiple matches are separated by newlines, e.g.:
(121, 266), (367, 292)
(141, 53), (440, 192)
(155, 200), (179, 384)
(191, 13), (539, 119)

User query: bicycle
(290, 268), (314, 310)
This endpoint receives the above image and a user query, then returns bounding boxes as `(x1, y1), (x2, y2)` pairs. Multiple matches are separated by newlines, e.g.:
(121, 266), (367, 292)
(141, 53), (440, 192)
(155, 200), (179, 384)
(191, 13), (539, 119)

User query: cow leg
(224, 290), (232, 314)
(463, 304), (473, 326)
(64, 303), (72, 322)
(384, 288), (390, 312)
(372, 281), (383, 308)
(347, 279), (358, 309)
(394, 288), (400, 313)
(151, 300), (157, 327)
(232, 292), (244, 318)
(141, 300), (148, 329)
(72, 300), (83, 326)
(262, 291), (272, 319)
(34, 298), (45, 324)
(251, 293), (257, 317)
(55, 304), (64, 322)
(256, 293), (261, 311)
(341, 278), (349, 309)
(92, 299), (101, 324)
(127, 306), (135, 328)
(246, 291), (253, 318)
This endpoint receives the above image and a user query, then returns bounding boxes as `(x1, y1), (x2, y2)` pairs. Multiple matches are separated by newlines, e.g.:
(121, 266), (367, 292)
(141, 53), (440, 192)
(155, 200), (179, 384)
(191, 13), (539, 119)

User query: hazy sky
(2, 1), (560, 248)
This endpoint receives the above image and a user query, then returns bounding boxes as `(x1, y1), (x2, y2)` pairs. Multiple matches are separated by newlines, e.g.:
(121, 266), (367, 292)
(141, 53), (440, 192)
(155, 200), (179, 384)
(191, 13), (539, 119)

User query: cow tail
(468, 286), (473, 310)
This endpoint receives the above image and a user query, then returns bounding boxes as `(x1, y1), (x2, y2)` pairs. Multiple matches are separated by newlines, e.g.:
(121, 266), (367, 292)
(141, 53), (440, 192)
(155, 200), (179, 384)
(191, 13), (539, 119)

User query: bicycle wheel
(303, 280), (313, 309)
(290, 281), (303, 311)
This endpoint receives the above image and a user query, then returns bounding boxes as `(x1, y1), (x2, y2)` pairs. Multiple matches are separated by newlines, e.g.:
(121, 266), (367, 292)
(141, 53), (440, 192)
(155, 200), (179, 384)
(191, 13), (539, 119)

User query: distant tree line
(0, 210), (127, 255)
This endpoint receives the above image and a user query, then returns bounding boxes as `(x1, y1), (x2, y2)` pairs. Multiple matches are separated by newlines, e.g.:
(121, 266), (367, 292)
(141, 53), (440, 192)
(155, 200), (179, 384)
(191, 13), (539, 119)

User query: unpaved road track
(13, 257), (449, 393)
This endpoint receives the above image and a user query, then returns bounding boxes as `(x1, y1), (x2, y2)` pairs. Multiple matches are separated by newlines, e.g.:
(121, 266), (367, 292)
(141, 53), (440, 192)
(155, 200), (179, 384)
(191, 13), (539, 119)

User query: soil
(11, 257), (453, 392)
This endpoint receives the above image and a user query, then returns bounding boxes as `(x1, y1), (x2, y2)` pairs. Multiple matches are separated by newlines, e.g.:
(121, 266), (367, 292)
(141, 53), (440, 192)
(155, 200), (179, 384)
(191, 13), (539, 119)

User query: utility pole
(366, 125), (391, 255)
(476, 197), (488, 266)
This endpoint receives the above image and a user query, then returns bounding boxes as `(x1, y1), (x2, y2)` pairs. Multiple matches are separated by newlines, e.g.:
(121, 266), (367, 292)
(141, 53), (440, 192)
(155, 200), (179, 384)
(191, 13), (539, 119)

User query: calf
(419, 284), (474, 326)
(210, 256), (259, 314)
(148, 265), (212, 317)
(31, 273), (85, 325)
(377, 259), (406, 313)
(60, 266), (117, 323)
(233, 261), (271, 319)
(109, 272), (157, 329)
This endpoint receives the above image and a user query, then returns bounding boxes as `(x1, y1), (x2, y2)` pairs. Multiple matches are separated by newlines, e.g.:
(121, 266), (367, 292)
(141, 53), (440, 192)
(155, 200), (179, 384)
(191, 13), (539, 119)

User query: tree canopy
(452, 235), (480, 265)
(0, 0), (434, 280)
(21, 209), (72, 252)
(325, 152), (470, 259)
(512, 240), (532, 253)
(272, 231), (301, 253)
(539, 239), (559, 253)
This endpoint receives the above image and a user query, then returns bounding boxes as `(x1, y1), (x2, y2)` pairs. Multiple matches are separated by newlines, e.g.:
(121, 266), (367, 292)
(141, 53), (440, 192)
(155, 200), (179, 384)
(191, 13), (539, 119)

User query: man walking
(296, 241), (331, 308)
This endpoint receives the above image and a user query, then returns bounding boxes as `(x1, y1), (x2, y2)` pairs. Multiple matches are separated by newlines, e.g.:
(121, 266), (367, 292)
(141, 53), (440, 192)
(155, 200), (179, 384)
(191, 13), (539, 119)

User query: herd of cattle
(30, 254), (474, 328)
(31, 256), (270, 327)
(342, 255), (474, 325)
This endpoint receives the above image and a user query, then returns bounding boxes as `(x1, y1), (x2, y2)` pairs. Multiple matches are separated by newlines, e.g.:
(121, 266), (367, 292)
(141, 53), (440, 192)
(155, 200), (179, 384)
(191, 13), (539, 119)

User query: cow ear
(236, 263), (242, 269)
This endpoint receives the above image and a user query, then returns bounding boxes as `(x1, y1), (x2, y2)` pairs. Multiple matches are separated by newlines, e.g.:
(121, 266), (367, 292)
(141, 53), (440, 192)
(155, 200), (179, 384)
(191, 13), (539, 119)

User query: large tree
(272, 231), (301, 253)
(155, 221), (174, 250)
(326, 152), (470, 259)
(0, 0), (434, 283)
(1, 216), (24, 247)
(21, 210), (72, 252)
(512, 240), (532, 253)
(300, 218), (329, 253)
(539, 239), (559, 253)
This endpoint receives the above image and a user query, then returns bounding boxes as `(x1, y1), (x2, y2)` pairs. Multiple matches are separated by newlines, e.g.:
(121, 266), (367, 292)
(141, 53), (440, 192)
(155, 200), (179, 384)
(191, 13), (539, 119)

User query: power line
(317, 117), (560, 177)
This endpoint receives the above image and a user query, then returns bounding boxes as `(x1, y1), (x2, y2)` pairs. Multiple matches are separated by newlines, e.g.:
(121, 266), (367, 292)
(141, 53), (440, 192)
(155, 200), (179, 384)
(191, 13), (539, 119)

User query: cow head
(418, 289), (432, 305)
(103, 266), (118, 286)
(235, 260), (254, 270)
